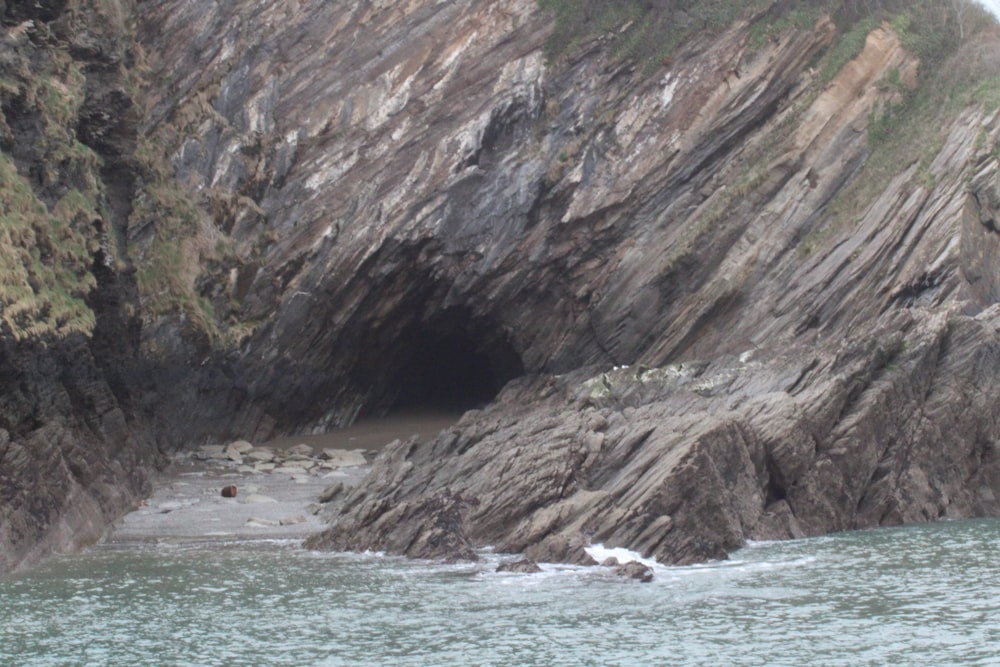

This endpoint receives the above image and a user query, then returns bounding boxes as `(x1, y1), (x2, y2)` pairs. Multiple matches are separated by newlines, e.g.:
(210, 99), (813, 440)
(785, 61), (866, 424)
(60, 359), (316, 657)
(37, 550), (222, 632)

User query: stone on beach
(322, 449), (367, 468)
(226, 440), (254, 455)
(318, 482), (344, 503)
(288, 443), (314, 457)
(246, 517), (279, 527)
(274, 466), (312, 476)
(246, 449), (275, 462)
(281, 459), (316, 470)
(243, 494), (277, 504)
(196, 445), (226, 460)
(157, 499), (199, 513)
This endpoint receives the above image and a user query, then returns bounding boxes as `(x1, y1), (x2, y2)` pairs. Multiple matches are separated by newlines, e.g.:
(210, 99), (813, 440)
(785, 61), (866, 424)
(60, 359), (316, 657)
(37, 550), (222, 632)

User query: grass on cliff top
(801, 0), (1000, 255)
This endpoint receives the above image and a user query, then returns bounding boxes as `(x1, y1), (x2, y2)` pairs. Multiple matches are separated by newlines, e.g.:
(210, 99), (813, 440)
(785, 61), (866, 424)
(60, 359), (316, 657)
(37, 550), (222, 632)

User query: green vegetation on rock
(803, 0), (1000, 254)
(128, 167), (224, 338)
(538, 0), (772, 67)
(0, 44), (110, 340)
(0, 155), (97, 339)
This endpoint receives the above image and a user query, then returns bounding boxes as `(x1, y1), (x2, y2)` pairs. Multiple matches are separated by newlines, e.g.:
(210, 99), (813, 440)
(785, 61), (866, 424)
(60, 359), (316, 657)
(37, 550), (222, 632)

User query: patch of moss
(128, 125), (249, 343)
(0, 156), (98, 339)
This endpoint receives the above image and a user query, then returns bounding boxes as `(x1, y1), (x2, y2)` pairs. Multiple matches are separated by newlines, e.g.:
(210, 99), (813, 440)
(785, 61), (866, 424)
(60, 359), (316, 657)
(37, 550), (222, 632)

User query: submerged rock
(496, 559), (542, 574)
(614, 562), (654, 583)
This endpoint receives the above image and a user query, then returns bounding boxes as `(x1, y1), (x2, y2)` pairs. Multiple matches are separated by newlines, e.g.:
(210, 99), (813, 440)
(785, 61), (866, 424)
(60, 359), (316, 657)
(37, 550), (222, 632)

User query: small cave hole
(764, 475), (787, 506)
(388, 309), (524, 413)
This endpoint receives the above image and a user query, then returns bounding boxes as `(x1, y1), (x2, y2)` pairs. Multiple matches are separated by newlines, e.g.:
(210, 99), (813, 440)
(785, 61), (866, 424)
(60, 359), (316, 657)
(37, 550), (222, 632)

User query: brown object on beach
(221, 485), (238, 498)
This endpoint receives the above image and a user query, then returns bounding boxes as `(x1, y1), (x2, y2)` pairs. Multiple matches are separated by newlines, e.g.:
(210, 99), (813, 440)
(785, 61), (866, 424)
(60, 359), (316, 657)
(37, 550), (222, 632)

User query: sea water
(2, 519), (999, 666)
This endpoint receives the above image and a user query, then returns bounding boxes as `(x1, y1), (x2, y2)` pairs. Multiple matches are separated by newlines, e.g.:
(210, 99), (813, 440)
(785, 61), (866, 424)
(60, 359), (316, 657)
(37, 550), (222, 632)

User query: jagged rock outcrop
(129, 0), (998, 435)
(128, 0), (1000, 564)
(311, 306), (1000, 564)
(496, 558), (542, 574)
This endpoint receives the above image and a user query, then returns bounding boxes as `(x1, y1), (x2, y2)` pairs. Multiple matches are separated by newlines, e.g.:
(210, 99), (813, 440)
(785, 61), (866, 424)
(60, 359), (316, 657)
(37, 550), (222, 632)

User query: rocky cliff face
(0, 0), (155, 571)
(4, 0), (1000, 570)
(131, 0), (1000, 564)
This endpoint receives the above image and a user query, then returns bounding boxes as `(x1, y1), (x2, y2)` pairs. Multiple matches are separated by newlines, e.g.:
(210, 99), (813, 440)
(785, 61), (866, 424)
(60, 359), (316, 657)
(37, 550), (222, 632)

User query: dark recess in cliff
(384, 307), (525, 413)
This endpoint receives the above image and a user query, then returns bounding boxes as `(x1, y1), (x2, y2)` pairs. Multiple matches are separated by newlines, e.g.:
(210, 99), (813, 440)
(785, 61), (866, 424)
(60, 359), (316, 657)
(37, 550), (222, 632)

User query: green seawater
(2, 519), (999, 666)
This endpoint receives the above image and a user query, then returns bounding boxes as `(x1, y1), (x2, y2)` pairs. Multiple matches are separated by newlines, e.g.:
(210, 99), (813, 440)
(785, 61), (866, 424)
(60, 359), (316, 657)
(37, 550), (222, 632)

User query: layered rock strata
(311, 306), (1000, 564)
(5, 0), (1000, 571)
(0, 0), (154, 571)
(133, 0), (1000, 563)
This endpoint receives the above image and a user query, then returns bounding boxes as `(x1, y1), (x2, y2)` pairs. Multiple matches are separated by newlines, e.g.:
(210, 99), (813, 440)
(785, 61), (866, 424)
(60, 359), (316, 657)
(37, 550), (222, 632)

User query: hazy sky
(977, 0), (1000, 19)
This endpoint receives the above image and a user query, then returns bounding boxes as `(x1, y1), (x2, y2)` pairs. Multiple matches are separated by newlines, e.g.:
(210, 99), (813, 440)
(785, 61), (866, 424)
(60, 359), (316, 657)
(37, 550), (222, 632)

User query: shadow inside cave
(358, 306), (525, 418)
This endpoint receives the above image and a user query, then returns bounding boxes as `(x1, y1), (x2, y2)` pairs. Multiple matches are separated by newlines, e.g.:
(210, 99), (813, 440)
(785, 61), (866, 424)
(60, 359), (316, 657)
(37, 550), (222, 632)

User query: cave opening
(376, 307), (525, 415)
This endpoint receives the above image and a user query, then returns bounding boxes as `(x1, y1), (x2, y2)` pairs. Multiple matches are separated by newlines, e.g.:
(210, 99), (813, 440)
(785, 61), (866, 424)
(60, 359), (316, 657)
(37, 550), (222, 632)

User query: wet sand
(108, 410), (461, 544)
(259, 409), (462, 452)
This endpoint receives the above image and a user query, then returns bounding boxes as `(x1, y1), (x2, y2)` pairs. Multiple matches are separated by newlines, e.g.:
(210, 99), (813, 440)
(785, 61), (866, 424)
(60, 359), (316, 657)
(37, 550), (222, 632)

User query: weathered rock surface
(496, 559), (542, 574)
(0, 0), (156, 572)
(312, 306), (1000, 564)
(614, 562), (654, 583)
(6, 0), (1000, 572)
(133, 0), (1000, 565)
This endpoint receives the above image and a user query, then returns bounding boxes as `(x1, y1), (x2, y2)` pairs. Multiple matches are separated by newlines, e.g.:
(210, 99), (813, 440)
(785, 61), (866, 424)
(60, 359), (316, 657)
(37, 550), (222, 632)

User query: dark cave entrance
(368, 307), (525, 415)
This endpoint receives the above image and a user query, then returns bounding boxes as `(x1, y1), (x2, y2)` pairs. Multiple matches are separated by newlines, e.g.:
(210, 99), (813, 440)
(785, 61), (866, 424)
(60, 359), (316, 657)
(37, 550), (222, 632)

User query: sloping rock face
(0, 334), (153, 572)
(0, 0), (155, 571)
(132, 0), (1000, 563)
(131, 0), (1000, 563)
(12, 0), (1000, 573)
(313, 306), (1000, 564)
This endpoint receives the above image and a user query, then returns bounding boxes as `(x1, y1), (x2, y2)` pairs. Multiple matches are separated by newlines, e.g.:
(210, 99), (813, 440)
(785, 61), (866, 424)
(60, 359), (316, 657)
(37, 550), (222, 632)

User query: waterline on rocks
(3, 519), (1000, 666)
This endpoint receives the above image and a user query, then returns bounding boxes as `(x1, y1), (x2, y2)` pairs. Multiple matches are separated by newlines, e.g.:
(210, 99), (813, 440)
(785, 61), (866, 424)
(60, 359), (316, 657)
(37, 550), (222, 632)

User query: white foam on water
(585, 543), (661, 569)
